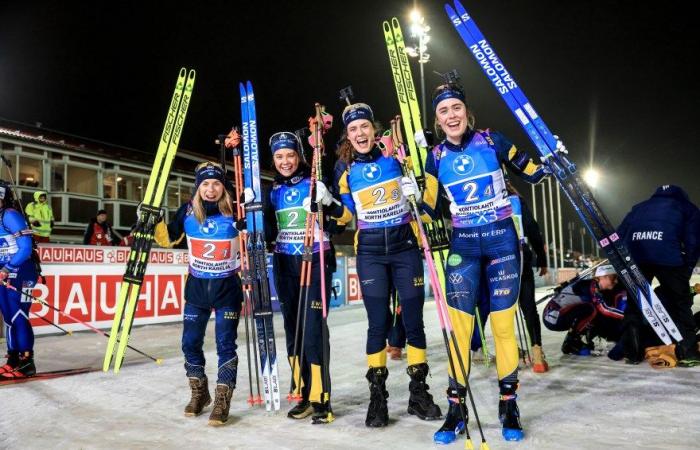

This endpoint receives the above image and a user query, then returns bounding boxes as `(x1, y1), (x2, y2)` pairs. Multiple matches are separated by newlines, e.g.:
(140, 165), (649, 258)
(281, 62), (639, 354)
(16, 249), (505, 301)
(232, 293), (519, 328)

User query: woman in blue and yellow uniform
(0, 180), (38, 379)
(326, 103), (441, 427)
(263, 131), (337, 424)
(155, 162), (242, 427)
(421, 83), (547, 443)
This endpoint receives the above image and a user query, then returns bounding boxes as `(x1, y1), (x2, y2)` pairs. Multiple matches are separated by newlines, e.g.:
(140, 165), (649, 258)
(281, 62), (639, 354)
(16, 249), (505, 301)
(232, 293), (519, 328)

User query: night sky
(1, 0), (698, 232)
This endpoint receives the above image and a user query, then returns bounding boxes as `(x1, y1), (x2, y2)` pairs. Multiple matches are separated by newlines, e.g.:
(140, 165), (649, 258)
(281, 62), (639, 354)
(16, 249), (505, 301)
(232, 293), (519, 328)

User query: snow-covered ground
(1, 285), (698, 450)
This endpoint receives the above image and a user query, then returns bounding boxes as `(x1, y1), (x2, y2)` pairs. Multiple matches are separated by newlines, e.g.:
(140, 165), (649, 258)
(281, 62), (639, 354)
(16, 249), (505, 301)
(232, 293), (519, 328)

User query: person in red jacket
(83, 209), (120, 246)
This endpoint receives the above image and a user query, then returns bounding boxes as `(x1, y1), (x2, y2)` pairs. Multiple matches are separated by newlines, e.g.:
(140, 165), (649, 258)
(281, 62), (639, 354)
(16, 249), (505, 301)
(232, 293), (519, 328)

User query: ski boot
(208, 384), (234, 426)
(288, 397), (313, 420)
(499, 381), (524, 441)
(531, 345), (549, 373)
(184, 376), (212, 417)
(0, 351), (35, 379)
(0, 351), (19, 375)
(365, 367), (389, 427)
(433, 387), (468, 444)
(561, 331), (590, 356)
(406, 363), (441, 420)
(311, 401), (334, 424)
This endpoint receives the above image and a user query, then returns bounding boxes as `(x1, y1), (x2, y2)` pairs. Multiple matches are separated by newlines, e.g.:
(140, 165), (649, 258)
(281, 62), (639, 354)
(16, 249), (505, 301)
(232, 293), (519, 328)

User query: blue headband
(432, 85), (466, 110)
(342, 103), (374, 127)
(194, 164), (226, 190)
(269, 131), (300, 154)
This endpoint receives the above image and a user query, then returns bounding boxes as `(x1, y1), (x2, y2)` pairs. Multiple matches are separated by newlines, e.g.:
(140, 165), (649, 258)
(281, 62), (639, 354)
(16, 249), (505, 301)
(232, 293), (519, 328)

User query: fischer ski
(240, 81), (281, 411)
(103, 68), (196, 373)
(444, 0), (681, 344)
(382, 17), (451, 302)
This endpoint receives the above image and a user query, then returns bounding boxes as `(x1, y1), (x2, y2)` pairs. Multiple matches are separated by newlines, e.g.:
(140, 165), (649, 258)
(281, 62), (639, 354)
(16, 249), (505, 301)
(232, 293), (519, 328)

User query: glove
(414, 130), (434, 148)
(315, 181), (334, 206)
(31, 220), (41, 227)
(552, 134), (568, 154)
(449, 201), (460, 216)
(400, 176), (421, 203)
(0, 269), (9, 282)
(302, 196), (314, 213)
(241, 188), (255, 207)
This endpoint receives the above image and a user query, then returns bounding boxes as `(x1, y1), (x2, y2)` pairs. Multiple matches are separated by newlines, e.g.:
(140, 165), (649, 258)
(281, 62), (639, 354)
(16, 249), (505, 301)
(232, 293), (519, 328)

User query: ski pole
(392, 117), (487, 450)
(31, 311), (72, 335)
(228, 128), (263, 406)
(311, 103), (334, 419)
(2, 281), (162, 364)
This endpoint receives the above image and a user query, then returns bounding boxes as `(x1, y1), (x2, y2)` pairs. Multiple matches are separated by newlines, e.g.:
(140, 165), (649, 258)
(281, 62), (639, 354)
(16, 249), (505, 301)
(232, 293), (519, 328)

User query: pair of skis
(445, 0), (681, 345)
(239, 81), (281, 411)
(382, 17), (451, 311)
(103, 68), (195, 373)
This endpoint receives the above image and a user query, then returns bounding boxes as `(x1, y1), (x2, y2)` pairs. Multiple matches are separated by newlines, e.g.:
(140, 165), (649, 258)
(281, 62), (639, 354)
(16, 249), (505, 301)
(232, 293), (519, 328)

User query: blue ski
(444, 0), (681, 344)
(240, 81), (281, 411)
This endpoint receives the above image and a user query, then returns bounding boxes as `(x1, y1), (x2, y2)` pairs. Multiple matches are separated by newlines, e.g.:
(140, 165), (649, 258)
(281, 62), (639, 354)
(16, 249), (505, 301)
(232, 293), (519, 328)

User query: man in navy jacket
(617, 185), (700, 363)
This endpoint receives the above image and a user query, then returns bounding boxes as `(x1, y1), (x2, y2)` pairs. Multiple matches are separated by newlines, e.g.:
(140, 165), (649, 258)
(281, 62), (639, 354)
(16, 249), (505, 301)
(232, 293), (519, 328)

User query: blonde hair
(192, 161), (234, 223)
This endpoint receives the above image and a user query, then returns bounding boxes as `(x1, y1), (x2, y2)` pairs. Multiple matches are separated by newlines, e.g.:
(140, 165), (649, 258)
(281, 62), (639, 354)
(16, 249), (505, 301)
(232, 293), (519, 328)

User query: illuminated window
(117, 174), (144, 201)
(66, 166), (98, 195)
(51, 163), (66, 191)
(103, 173), (117, 199)
(18, 157), (41, 187)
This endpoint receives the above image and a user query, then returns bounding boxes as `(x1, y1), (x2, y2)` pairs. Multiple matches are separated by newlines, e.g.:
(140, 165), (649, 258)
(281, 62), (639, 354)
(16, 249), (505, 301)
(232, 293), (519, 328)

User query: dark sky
(1, 0), (698, 231)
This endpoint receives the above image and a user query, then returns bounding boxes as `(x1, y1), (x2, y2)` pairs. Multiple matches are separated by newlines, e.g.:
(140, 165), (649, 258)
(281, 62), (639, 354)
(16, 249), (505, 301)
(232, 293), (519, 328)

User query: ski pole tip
(465, 439), (474, 450)
(67, 330), (73, 336)
(155, 358), (164, 365)
(479, 442), (490, 450)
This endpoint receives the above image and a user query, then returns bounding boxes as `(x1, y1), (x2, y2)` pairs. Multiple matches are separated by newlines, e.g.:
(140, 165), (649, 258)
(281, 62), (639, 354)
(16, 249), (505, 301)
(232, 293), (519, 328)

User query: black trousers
(623, 263), (697, 359)
(518, 264), (542, 346)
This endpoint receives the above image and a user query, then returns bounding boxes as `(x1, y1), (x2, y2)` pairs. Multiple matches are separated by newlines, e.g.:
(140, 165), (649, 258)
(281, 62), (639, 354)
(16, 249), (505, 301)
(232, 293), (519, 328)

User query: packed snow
(1, 285), (698, 450)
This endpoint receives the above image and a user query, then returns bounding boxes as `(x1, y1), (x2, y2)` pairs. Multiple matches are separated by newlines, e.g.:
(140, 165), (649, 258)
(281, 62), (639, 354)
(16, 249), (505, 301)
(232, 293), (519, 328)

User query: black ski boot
(406, 363), (441, 420)
(365, 367), (389, 427)
(311, 401), (334, 424)
(0, 351), (35, 379)
(561, 331), (590, 355)
(499, 381), (523, 441)
(184, 376), (212, 417)
(288, 398), (313, 419)
(0, 351), (19, 375)
(433, 387), (468, 444)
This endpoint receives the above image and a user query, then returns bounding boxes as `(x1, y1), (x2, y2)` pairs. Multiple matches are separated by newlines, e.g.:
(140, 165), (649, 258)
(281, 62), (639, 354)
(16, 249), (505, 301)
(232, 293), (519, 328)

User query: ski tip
(178, 67), (187, 77)
(187, 69), (196, 81)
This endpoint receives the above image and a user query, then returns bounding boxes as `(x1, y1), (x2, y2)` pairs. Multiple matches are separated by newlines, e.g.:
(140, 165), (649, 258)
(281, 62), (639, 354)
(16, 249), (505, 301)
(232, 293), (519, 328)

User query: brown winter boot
(208, 384), (234, 426)
(531, 345), (549, 373)
(184, 376), (211, 417)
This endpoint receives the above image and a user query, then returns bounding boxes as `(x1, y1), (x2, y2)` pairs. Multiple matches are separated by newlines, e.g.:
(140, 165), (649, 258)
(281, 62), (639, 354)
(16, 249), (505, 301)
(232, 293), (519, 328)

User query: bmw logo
(284, 188), (300, 205)
(452, 154), (474, 176)
(201, 219), (219, 235)
(362, 163), (382, 182)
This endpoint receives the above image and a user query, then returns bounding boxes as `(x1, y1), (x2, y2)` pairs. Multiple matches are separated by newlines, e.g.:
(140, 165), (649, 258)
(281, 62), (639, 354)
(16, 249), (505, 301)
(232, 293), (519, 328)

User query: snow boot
(561, 331), (590, 355)
(365, 367), (389, 427)
(433, 386), (468, 444)
(406, 363), (441, 420)
(0, 351), (35, 379)
(287, 399), (313, 419)
(311, 401), (334, 424)
(184, 376), (211, 417)
(499, 381), (524, 441)
(531, 345), (549, 373)
(0, 351), (19, 375)
(208, 384), (233, 426)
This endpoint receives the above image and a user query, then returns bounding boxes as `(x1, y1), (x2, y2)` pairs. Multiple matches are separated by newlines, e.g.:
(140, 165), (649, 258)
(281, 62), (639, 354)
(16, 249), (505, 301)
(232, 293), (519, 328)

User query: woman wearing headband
(155, 162), (242, 427)
(325, 103), (441, 428)
(421, 83), (547, 442)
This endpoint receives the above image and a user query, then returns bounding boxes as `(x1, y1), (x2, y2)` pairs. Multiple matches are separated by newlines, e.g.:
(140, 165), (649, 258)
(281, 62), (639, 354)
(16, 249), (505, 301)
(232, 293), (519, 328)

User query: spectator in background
(83, 209), (120, 246)
(617, 185), (700, 365)
(25, 191), (54, 243)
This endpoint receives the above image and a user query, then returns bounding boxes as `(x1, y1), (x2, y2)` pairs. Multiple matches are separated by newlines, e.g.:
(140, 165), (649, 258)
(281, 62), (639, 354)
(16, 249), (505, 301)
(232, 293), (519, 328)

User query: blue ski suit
(422, 129), (546, 388)
(0, 208), (38, 354)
